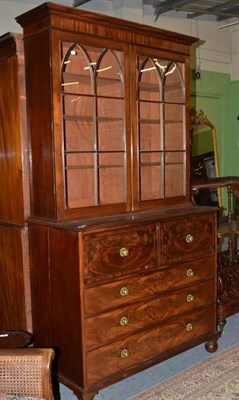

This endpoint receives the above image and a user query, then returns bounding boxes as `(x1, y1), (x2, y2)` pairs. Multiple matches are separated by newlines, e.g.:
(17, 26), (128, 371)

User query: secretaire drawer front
(86, 304), (216, 385)
(83, 225), (156, 281)
(161, 214), (215, 263)
(85, 278), (216, 348)
(84, 256), (215, 314)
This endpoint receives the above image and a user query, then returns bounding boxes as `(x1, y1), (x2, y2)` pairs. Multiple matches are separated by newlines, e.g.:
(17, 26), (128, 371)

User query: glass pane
(138, 56), (161, 101)
(66, 168), (95, 208)
(164, 62), (185, 103)
(64, 120), (94, 152)
(61, 42), (126, 210)
(66, 152), (95, 167)
(61, 43), (94, 95)
(96, 50), (124, 98)
(139, 101), (162, 151)
(165, 152), (185, 197)
(97, 97), (123, 120)
(65, 153), (96, 208)
(99, 153), (125, 204)
(164, 104), (185, 150)
(63, 94), (93, 118)
(140, 152), (162, 200)
(139, 100), (161, 121)
(140, 165), (162, 201)
(98, 121), (124, 151)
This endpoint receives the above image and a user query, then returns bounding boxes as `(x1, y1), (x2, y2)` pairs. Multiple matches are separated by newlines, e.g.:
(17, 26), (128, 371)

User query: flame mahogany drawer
(84, 256), (215, 315)
(160, 214), (215, 264)
(83, 224), (156, 281)
(85, 278), (215, 348)
(85, 303), (216, 385)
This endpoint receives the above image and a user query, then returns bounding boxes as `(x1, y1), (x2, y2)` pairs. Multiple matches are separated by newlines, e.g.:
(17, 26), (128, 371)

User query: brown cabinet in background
(0, 33), (31, 332)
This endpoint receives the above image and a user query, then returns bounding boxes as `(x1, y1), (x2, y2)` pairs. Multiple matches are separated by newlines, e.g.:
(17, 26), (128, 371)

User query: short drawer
(160, 214), (216, 264)
(85, 278), (216, 348)
(84, 256), (216, 314)
(85, 303), (216, 385)
(83, 224), (156, 282)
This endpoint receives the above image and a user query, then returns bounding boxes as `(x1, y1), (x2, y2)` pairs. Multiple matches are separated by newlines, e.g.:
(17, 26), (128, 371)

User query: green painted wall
(190, 71), (239, 212)
(191, 71), (239, 176)
(191, 129), (214, 157)
(223, 80), (239, 176)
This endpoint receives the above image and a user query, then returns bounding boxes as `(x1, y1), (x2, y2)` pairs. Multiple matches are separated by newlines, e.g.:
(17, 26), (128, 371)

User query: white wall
(0, 0), (238, 80)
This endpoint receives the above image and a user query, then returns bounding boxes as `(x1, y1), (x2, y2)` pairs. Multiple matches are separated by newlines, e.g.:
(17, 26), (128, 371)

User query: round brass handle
(120, 348), (130, 358)
(120, 316), (129, 326)
(186, 269), (195, 278)
(186, 234), (194, 243)
(120, 286), (129, 297)
(186, 323), (193, 331)
(119, 247), (129, 257)
(186, 294), (195, 303)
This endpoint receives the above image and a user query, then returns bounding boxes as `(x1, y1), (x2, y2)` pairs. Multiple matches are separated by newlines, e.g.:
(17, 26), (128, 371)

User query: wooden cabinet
(17, 3), (192, 221)
(0, 33), (31, 332)
(14, 3), (219, 399)
(28, 208), (218, 399)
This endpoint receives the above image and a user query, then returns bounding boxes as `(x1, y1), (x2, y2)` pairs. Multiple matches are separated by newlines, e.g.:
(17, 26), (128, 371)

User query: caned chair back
(0, 348), (54, 400)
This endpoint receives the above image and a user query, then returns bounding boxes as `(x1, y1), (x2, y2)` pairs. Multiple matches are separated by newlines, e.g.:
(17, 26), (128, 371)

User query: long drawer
(85, 303), (216, 385)
(84, 256), (215, 315)
(85, 278), (215, 348)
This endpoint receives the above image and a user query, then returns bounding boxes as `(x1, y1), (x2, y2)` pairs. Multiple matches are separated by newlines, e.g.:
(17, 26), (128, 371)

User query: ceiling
(152, 0), (239, 21)
(73, 0), (239, 24)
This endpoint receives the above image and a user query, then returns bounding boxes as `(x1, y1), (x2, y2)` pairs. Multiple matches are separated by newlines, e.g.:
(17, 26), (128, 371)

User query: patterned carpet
(129, 344), (239, 399)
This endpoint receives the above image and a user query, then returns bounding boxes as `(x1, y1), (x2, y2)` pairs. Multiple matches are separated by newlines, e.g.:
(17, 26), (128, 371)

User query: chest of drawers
(28, 206), (219, 400)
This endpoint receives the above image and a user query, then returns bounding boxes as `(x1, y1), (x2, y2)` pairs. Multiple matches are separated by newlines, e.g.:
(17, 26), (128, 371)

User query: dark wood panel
(16, 3), (197, 51)
(28, 223), (50, 345)
(48, 228), (85, 386)
(24, 30), (55, 219)
(83, 224), (156, 281)
(0, 225), (31, 331)
(161, 214), (216, 263)
(0, 33), (29, 225)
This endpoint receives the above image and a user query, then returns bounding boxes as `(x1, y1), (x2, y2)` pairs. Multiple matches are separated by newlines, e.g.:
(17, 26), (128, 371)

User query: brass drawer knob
(121, 348), (130, 358)
(186, 294), (195, 303)
(186, 322), (193, 331)
(120, 316), (129, 326)
(186, 268), (195, 277)
(186, 234), (194, 243)
(120, 286), (129, 297)
(119, 247), (129, 257)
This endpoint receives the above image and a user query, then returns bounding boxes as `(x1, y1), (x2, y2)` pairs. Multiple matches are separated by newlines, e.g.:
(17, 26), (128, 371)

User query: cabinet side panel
(0, 225), (28, 330)
(0, 54), (25, 225)
(49, 228), (84, 386)
(28, 223), (51, 345)
(24, 31), (56, 219)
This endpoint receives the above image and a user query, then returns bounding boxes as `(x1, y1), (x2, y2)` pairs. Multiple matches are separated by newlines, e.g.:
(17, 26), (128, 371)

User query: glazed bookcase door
(60, 37), (131, 215)
(132, 47), (187, 209)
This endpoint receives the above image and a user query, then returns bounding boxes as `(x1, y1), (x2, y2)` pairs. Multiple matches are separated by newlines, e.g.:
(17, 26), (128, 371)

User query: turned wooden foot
(75, 391), (98, 400)
(205, 339), (218, 353)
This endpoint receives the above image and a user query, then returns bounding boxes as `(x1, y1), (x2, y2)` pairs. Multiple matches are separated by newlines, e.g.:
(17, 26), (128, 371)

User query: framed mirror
(190, 108), (222, 208)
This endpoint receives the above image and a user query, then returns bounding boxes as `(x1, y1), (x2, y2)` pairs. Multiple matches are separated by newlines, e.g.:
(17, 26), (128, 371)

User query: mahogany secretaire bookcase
(16, 2), (219, 399)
